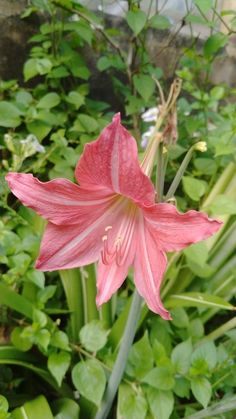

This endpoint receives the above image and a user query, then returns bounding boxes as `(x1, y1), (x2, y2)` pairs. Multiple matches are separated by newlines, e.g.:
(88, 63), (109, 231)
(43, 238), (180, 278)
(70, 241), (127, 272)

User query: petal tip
(112, 112), (121, 124)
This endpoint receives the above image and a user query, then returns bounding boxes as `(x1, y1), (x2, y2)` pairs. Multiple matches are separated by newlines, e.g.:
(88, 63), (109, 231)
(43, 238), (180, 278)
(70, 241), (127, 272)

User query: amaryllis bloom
(6, 114), (222, 319)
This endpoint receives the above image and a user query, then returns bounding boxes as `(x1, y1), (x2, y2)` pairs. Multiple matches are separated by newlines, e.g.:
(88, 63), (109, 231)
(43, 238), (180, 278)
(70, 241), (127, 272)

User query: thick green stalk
(80, 265), (99, 323)
(95, 290), (142, 419)
(59, 269), (84, 342)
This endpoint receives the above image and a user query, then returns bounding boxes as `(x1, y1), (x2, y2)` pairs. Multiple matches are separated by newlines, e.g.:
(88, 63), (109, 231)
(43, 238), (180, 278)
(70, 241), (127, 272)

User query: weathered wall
(0, 0), (236, 86)
(0, 0), (37, 82)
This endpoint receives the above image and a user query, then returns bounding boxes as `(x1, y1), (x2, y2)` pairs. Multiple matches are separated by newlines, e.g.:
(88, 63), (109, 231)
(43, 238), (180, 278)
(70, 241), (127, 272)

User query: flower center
(101, 202), (137, 267)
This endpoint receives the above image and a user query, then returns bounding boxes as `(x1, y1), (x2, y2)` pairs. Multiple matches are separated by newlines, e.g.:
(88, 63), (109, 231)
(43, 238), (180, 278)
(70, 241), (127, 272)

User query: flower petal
(96, 206), (138, 306)
(6, 172), (116, 225)
(75, 113), (155, 205)
(134, 215), (171, 320)
(143, 203), (222, 252)
(36, 196), (127, 270)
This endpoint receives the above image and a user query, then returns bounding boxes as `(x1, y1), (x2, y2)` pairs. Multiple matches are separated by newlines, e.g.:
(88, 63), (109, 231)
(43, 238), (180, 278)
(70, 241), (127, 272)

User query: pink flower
(6, 114), (222, 319)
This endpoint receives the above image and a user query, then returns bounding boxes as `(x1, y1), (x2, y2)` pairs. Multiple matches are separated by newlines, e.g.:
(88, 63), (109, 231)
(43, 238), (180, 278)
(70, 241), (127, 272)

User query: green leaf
(133, 74), (155, 102)
(37, 285), (57, 305)
(0, 282), (33, 319)
(53, 398), (80, 419)
(79, 320), (108, 352)
(194, 158), (217, 175)
(146, 387), (174, 419)
(182, 176), (207, 201)
(184, 241), (209, 267)
(126, 332), (154, 379)
(11, 395), (54, 419)
(142, 365), (175, 391)
(33, 309), (47, 328)
(51, 331), (70, 351)
(126, 10), (146, 36)
(204, 33), (228, 58)
(0, 396), (8, 413)
(207, 195), (236, 215)
(191, 341), (217, 370)
(0, 102), (21, 127)
(11, 327), (33, 352)
(72, 359), (106, 406)
(194, 0), (213, 13)
(191, 376), (212, 408)
(35, 329), (51, 351)
(73, 114), (99, 133)
(166, 292), (234, 311)
(26, 269), (45, 289)
(171, 307), (189, 328)
(37, 93), (60, 109)
(117, 384), (147, 419)
(174, 377), (190, 398)
(66, 91), (84, 109)
(48, 351), (71, 387)
(171, 339), (192, 375)
(24, 58), (38, 81)
(149, 14), (170, 30)
(26, 120), (52, 141)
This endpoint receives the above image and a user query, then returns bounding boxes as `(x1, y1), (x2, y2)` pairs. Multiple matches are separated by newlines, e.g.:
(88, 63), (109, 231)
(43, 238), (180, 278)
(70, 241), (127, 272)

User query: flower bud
(194, 141), (207, 152)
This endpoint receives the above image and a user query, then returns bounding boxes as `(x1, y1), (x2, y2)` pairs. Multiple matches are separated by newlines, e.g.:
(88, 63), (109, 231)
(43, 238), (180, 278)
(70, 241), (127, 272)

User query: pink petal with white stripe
(36, 196), (127, 270)
(143, 203), (223, 252)
(75, 113), (155, 205)
(134, 215), (171, 320)
(96, 201), (138, 305)
(6, 172), (115, 225)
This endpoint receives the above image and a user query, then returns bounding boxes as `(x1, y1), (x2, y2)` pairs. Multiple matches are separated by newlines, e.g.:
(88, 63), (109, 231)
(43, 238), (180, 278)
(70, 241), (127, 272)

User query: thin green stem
(95, 290), (142, 419)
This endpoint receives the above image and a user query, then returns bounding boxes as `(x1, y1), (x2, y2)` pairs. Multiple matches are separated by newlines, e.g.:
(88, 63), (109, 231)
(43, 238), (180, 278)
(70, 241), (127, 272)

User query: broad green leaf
(146, 387), (174, 419)
(53, 398), (80, 419)
(79, 320), (108, 352)
(37, 285), (57, 304)
(194, 158), (217, 175)
(210, 86), (225, 100)
(72, 359), (106, 406)
(149, 14), (170, 30)
(11, 327), (33, 352)
(174, 377), (190, 398)
(24, 58), (38, 81)
(133, 74), (155, 102)
(191, 376), (212, 408)
(184, 241), (208, 267)
(191, 341), (217, 370)
(26, 120), (52, 141)
(204, 33), (228, 58)
(11, 395), (53, 419)
(171, 307), (189, 328)
(51, 331), (70, 351)
(26, 269), (45, 289)
(171, 339), (192, 375)
(74, 114), (99, 133)
(66, 91), (84, 109)
(166, 292), (234, 311)
(126, 331), (154, 379)
(194, 0), (213, 13)
(182, 176), (207, 201)
(37, 93), (60, 109)
(126, 10), (146, 36)
(33, 309), (47, 327)
(0, 396), (8, 413)
(48, 351), (71, 387)
(0, 102), (21, 127)
(207, 195), (236, 215)
(117, 384), (147, 419)
(142, 365), (175, 390)
(35, 329), (51, 351)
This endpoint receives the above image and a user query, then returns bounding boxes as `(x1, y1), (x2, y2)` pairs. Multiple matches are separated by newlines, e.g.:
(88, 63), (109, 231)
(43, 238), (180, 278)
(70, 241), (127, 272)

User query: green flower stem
(95, 290), (142, 419)
(59, 269), (84, 342)
(82, 265), (99, 323)
(165, 144), (198, 201)
(202, 162), (236, 208)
